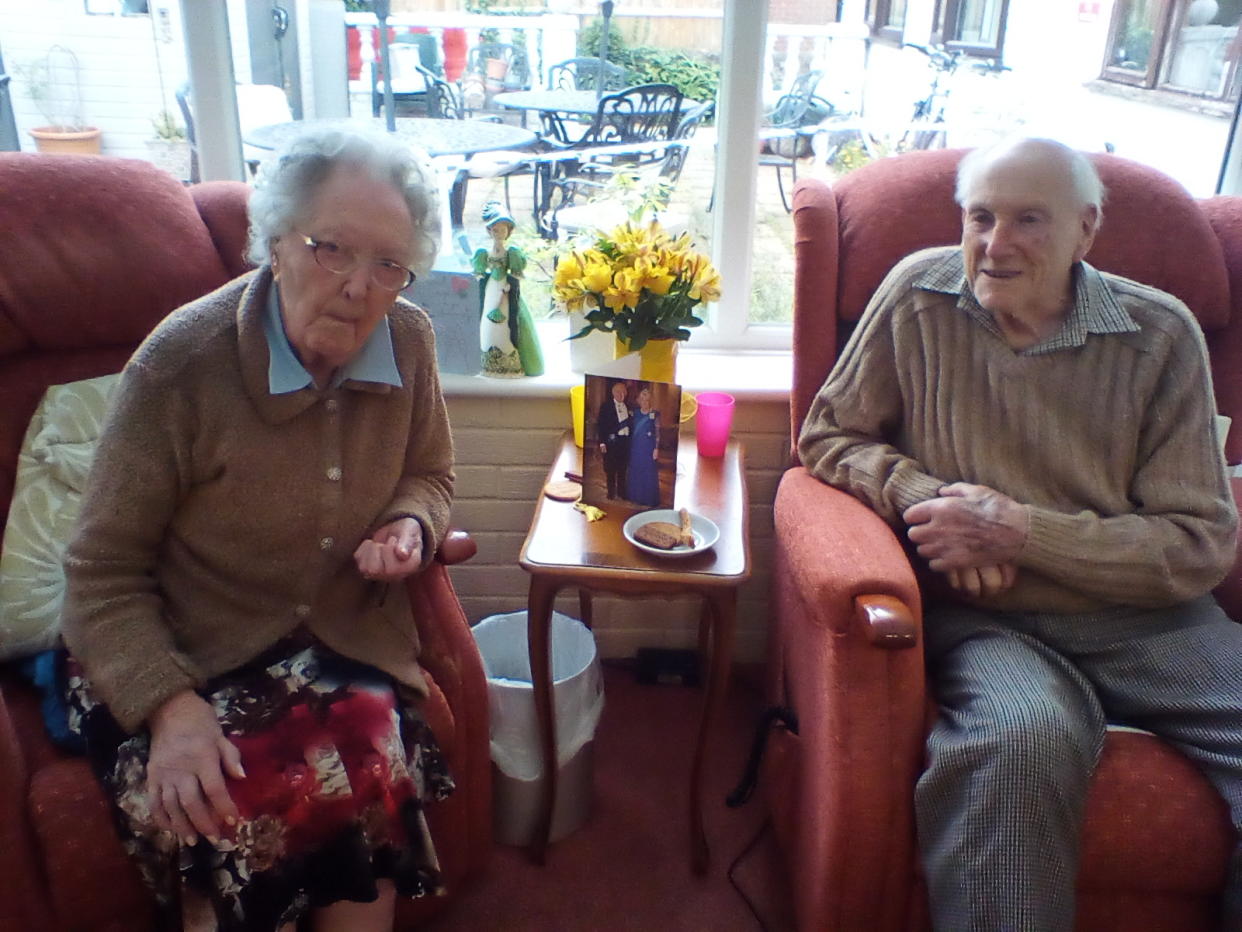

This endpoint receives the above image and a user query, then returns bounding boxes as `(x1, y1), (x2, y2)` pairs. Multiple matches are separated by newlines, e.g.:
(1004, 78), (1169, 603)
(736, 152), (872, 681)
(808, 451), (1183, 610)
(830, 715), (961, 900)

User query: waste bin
(472, 610), (604, 845)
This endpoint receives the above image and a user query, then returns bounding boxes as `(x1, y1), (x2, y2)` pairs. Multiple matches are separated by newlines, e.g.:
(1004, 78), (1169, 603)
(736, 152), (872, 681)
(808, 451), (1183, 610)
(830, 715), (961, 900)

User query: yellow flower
(554, 251), (584, 288)
(638, 256), (675, 296)
(581, 258), (614, 295)
(604, 266), (643, 310)
(690, 263), (723, 303)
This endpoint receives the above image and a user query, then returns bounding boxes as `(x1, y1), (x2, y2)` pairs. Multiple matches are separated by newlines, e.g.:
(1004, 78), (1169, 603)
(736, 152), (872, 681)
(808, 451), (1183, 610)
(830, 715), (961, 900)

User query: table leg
(578, 588), (594, 629)
(690, 589), (737, 874)
(526, 575), (561, 865)
(447, 166), (470, 254)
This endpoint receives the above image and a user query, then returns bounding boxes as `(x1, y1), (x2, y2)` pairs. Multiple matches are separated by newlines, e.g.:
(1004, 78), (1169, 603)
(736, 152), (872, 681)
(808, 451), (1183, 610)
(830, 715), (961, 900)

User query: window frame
(933, 0), (1011, 59)
(869, 0), (909, 45)
(1100, 0), (1175, 88)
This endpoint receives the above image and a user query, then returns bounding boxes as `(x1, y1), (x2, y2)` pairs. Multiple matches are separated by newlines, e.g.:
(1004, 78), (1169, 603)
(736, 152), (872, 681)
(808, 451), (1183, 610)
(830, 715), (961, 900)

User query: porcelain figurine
(474, 201), (544, 378)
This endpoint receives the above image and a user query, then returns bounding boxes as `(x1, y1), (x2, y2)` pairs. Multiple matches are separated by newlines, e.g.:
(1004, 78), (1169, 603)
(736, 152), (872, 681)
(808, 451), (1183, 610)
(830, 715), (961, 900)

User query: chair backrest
(767, 69), (833, 129)
(658, 100), (713, 185)
(382, 40), (434, 93)
(418, 66), (465, 120)
(788, 148), (1239, 459)
(0, 154), (252, 527)
(401, 31), (442, 75)
(236, 83), (292, 134)
(585, 83), (685, 147)
(547, 57), (628, 92)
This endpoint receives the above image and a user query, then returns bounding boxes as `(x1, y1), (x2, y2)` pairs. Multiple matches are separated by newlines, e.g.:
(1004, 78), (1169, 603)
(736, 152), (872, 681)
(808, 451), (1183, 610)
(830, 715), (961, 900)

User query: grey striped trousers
(917, 594), (1242, 932)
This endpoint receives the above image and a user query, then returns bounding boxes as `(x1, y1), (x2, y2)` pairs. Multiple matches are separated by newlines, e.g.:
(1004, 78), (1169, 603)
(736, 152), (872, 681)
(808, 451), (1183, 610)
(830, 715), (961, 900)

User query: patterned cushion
(0, 374), (120, 661)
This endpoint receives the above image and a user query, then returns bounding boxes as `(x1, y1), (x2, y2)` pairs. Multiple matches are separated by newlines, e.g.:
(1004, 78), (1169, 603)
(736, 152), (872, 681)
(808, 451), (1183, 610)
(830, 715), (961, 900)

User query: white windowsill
(440, 321), (793, 402)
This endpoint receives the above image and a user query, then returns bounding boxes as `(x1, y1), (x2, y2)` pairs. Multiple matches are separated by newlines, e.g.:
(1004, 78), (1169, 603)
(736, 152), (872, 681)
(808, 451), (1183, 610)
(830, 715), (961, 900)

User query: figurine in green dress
(474, 201), (544, 378)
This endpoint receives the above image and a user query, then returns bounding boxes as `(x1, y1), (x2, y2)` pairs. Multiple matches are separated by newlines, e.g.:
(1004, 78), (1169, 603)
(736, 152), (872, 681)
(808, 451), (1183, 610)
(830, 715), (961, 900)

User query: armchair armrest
(773, 467), (922, 634)
(435, 528), (477, 565)
(406, 531), (491, 877)
(769, 467), (927, 931)
(857, 593), (918, 648)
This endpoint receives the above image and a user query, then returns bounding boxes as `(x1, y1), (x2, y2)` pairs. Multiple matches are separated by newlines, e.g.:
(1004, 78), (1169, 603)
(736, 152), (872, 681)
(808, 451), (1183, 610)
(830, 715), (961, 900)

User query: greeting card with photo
(581, 374), (682, 510)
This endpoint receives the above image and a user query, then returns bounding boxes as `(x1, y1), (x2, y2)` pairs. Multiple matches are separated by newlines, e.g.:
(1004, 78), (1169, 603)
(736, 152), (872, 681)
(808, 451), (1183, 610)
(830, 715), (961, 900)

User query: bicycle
(900, 43), (1009, 152)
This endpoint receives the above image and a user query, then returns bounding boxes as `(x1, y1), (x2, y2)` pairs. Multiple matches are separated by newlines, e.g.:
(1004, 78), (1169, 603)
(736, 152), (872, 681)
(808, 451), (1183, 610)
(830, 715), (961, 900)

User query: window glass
(949, 0), (1004, 45)
(1107, 0), (1163, 73)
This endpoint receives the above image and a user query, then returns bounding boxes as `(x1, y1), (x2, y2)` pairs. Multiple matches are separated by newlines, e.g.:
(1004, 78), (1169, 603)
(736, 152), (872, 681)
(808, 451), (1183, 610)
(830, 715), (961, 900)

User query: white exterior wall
(3, 0), (188, 159)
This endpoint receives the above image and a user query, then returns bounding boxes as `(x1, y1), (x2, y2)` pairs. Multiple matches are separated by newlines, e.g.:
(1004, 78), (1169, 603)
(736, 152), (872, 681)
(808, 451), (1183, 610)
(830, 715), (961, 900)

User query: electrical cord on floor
(723, 705), (800, 931)
(726, 705), (799, 808)
(727, 814), (777, 932)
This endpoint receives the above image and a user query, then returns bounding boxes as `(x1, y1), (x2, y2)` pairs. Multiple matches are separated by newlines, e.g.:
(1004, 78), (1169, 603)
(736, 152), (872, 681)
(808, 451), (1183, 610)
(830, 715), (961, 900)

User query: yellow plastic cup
(570, 384), (586, 447)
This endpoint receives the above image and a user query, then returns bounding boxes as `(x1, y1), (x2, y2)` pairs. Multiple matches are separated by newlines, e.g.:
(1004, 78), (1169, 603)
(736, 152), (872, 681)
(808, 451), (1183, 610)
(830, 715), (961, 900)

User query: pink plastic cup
(695, 391), (735, 458)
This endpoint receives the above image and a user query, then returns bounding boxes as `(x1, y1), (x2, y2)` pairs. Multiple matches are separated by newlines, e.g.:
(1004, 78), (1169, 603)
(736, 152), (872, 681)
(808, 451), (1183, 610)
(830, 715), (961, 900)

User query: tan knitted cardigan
(62, 269), (454, 732)
(799, 247), (1237, 615)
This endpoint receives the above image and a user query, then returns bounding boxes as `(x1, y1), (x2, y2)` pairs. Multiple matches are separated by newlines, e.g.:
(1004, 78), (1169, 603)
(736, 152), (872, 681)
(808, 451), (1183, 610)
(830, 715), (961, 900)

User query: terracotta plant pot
(29, 126), (102, 155)
(484, 57), (509, 81)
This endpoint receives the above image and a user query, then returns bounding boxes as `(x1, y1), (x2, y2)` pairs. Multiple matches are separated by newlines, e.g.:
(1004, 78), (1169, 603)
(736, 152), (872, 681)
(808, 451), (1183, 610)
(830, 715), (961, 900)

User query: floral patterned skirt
(66, 630), (454, 932)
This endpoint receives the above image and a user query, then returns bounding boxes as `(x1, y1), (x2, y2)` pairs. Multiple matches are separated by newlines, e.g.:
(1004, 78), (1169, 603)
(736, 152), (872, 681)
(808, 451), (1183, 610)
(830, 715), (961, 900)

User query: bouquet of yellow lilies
(552, 221), (722, 351)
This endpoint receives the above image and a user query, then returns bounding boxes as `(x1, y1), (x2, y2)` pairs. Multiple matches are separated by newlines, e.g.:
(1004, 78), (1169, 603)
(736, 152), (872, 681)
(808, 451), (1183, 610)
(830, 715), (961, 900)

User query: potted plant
(20, 45), (101, 154)
(145, 109), (190, 181)
(553, 220), (722, 382)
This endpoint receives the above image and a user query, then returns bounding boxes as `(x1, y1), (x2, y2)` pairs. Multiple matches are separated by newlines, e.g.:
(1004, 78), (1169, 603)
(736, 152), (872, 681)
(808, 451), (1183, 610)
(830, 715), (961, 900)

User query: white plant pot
(566, 309), (616, 374)
(145, 138), (191, 182)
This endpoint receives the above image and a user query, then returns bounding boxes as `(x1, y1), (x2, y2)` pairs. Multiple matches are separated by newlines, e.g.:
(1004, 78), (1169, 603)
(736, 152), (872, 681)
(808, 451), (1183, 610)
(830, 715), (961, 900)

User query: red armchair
(767, 148), (1242, 931)
(0, 153), (491, 931)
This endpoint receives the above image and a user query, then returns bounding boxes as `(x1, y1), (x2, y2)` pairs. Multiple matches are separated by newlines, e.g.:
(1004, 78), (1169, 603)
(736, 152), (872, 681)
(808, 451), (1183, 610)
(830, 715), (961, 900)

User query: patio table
(493, 89), (603, 118)
(244, 116), (537, 157)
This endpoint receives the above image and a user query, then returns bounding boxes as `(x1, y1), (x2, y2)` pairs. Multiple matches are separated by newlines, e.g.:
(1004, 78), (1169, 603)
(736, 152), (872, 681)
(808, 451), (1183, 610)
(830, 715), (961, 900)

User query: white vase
(566, 309), (616, 374)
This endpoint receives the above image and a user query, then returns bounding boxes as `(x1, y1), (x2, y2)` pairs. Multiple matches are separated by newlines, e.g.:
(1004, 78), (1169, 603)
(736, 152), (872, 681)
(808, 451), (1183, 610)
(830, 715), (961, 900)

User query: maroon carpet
(423, 660), (795, 931)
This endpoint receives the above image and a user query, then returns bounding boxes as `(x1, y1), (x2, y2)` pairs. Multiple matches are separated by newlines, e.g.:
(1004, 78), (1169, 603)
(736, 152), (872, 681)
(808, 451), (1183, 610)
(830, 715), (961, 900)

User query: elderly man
(799, 137), (1242, 930)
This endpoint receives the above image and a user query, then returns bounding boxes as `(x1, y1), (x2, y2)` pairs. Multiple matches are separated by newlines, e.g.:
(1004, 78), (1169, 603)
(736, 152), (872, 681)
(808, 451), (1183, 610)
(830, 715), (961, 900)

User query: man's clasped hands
(904, 482), (1031, 598)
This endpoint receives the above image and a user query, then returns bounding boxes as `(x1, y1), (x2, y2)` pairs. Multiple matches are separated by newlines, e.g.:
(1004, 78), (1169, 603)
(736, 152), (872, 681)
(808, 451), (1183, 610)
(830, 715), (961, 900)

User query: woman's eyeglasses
(298, 234), (415, 291)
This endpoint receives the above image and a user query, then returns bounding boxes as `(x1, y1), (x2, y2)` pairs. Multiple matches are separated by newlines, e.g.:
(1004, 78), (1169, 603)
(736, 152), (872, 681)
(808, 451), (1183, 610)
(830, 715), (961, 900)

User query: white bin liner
(472, 611), (604, 782)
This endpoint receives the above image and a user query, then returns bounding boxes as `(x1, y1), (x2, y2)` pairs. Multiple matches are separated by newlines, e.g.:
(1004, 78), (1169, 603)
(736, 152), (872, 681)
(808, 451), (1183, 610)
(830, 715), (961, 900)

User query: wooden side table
(518, 432), (751, 873)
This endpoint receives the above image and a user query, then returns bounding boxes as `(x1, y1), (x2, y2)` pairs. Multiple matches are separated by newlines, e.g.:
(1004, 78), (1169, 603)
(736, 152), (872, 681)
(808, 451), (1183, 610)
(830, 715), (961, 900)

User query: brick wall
(443, 388), (791, 663)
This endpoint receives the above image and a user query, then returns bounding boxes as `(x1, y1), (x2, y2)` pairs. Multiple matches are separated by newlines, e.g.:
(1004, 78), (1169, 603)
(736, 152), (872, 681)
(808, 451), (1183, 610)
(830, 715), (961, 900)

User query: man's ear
(1074, 205), (1100, 263)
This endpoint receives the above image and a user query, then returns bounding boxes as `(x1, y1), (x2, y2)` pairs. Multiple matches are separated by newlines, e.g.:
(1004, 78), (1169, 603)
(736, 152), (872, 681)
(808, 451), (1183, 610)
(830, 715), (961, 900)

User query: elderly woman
(61, 127), (455, 932)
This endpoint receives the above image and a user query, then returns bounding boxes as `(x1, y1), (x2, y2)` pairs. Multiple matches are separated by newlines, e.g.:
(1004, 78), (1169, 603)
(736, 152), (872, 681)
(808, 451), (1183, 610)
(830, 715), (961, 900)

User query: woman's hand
(147, 689), (244, 846)
(354, 517), (424, 583)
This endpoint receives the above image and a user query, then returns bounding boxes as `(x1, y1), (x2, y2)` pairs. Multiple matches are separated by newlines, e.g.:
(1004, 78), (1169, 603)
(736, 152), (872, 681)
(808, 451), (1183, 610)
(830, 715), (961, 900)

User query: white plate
(623, 509), (720, 557)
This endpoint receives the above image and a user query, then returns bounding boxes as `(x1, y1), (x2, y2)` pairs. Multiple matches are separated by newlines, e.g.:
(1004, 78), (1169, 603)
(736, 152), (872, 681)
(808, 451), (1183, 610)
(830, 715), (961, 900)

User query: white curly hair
(246, 124), (441, 275)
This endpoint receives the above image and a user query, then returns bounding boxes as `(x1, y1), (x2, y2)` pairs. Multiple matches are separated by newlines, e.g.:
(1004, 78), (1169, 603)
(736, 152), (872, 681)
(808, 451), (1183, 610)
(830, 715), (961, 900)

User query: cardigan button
(319, 537), (334, 551)
(295, 604), (311, 618)
(326, 466), (342, 481)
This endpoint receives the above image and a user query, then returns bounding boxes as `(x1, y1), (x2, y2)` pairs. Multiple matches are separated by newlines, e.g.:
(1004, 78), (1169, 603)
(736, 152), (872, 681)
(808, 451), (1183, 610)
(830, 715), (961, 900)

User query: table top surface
(520, 433), (751, 585)
(244, 117), (538, 156)
(493, 89), (603, 115)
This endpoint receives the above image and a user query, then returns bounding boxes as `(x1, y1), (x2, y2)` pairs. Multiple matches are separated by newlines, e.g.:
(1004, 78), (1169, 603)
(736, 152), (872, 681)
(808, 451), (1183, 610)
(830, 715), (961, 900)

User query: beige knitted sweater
(799, 247), (1237, 614)
(62, 269), (454, 732)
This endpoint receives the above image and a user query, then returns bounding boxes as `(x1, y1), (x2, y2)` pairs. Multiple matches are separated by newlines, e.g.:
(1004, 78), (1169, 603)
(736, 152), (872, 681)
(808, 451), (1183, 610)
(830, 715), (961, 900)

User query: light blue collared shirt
(262, 283), (403, 393)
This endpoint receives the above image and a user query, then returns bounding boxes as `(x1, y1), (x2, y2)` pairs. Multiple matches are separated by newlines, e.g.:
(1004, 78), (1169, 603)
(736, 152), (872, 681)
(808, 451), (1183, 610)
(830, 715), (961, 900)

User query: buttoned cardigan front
(62, 268), (455, 732)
